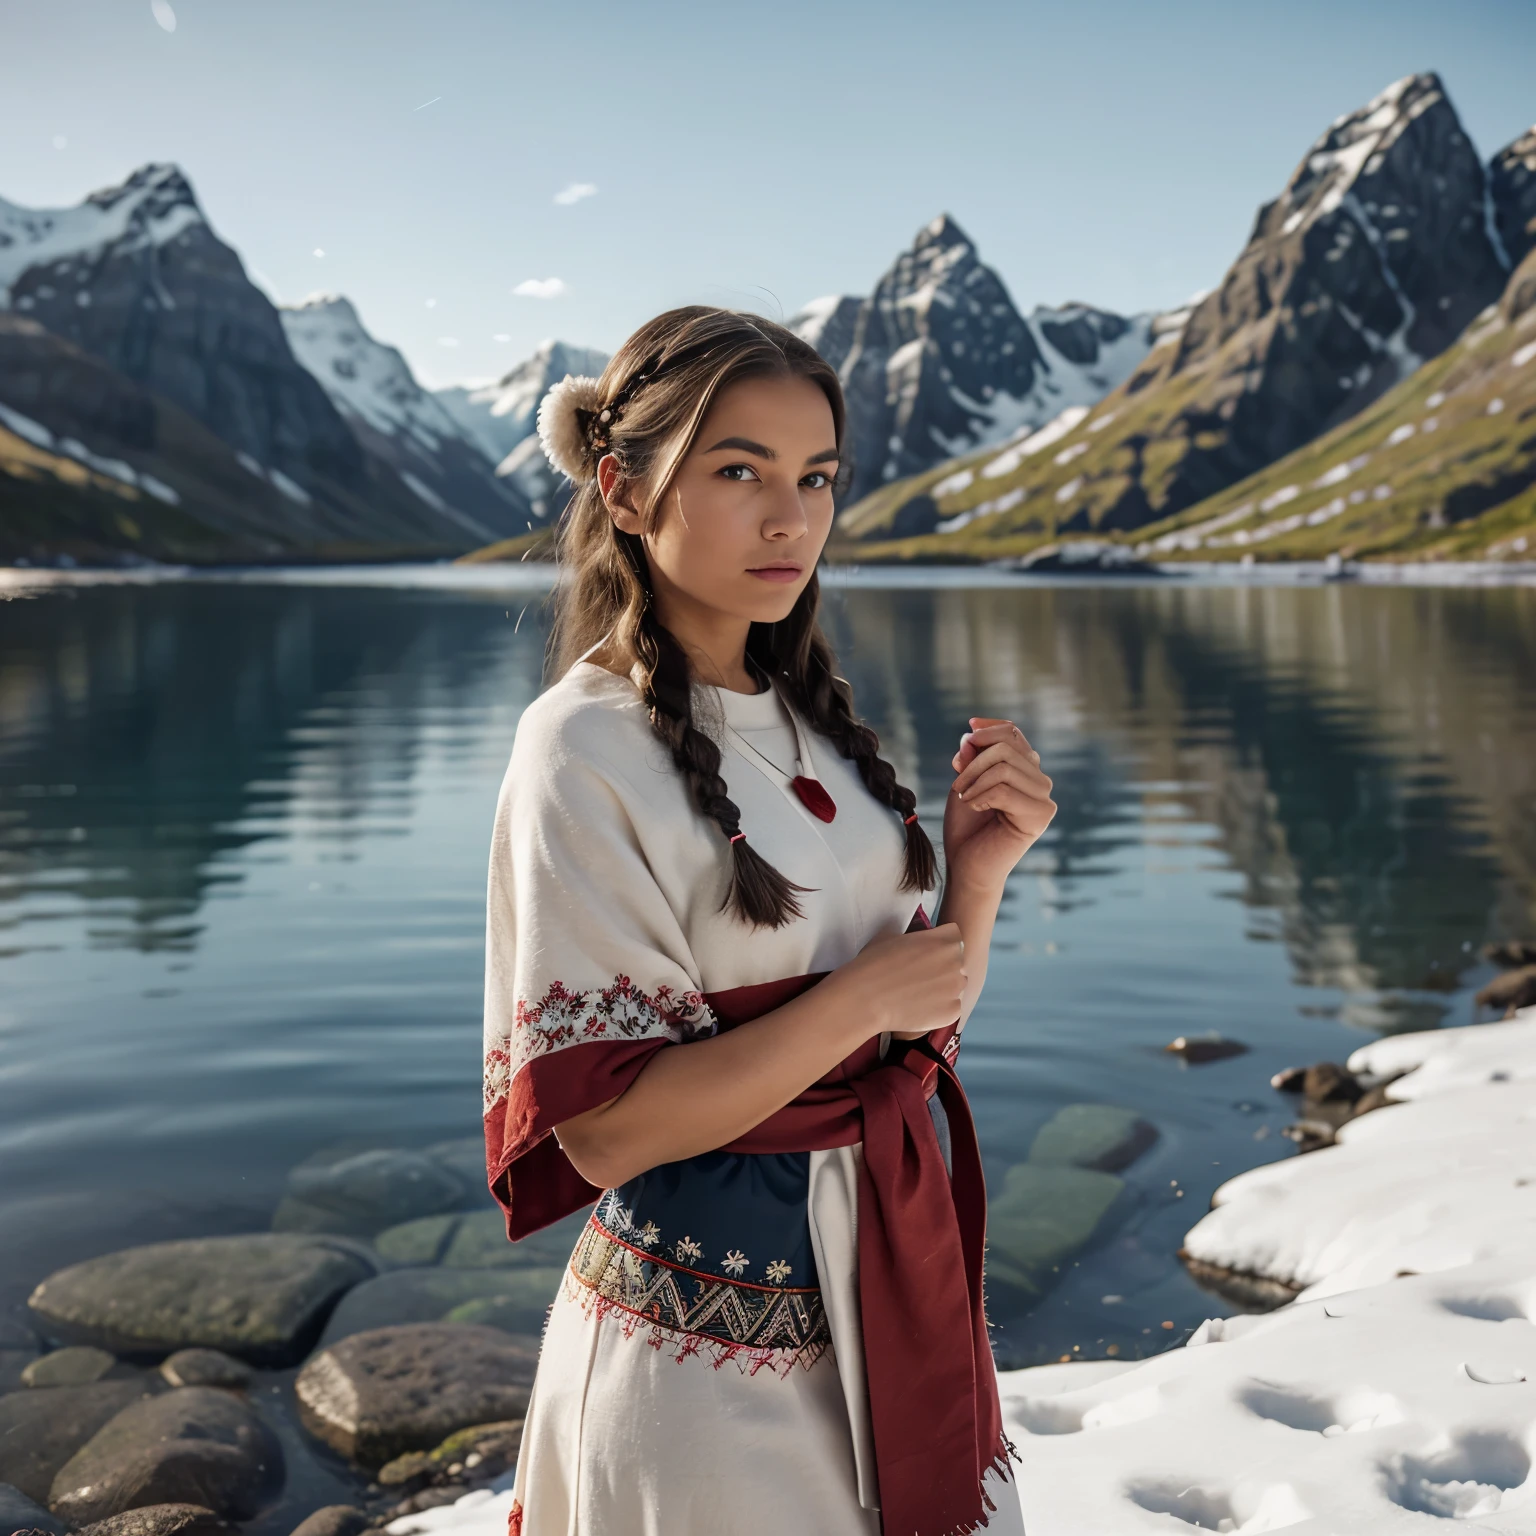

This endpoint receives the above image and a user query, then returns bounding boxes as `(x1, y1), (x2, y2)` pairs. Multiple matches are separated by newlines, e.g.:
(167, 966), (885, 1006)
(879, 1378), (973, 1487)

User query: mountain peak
(915, 213), (974, 255)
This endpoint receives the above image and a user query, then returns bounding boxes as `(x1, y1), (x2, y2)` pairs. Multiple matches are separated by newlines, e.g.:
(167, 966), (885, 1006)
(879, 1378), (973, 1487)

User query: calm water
(2, 571), (1533, 1370)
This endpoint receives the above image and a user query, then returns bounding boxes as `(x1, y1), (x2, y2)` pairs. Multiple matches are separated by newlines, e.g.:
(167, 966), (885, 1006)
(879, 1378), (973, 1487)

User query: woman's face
(603, 372), (839, 630)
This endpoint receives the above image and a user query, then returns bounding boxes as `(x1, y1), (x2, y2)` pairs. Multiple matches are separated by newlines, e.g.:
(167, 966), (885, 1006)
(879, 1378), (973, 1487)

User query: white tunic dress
(481, 660), (1023, 1536)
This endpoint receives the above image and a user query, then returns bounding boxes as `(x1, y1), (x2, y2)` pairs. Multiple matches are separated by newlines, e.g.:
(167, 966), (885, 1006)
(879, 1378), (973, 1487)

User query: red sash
(485, 911), (1010, 1536)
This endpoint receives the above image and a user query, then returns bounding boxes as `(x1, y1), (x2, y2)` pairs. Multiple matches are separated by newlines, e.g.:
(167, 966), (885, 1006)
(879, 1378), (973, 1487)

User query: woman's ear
(597, 453), (643, 535)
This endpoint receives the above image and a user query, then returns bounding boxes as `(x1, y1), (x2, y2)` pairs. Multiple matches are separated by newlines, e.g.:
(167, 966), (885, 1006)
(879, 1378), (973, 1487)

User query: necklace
(720, 685), (837, 824)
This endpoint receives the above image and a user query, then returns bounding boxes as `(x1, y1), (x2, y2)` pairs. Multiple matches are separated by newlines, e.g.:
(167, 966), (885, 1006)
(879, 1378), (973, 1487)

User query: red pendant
(792, 775), (837, 823)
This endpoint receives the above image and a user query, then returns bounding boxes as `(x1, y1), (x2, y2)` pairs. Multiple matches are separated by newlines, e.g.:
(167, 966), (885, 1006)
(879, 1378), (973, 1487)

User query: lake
(2, 568), (1533, 1373)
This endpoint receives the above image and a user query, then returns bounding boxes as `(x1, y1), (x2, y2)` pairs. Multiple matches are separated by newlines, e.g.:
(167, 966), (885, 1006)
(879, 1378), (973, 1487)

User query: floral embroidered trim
(567, 1215), (828, 1377)
(595, 1189), (793, 1288)
(484, 974), (716, 1112)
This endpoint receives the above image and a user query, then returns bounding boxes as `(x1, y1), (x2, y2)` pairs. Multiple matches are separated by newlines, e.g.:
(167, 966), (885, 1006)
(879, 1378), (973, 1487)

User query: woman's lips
(747, 565), (803, 583)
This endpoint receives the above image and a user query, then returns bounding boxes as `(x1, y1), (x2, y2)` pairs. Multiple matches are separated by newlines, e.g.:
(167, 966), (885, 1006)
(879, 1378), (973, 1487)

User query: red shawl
(485, 909), (1010, 1536)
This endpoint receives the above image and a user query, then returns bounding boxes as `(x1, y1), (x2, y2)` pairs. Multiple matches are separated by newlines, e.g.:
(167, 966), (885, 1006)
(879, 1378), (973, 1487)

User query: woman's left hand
(942, 717), (1056, 893)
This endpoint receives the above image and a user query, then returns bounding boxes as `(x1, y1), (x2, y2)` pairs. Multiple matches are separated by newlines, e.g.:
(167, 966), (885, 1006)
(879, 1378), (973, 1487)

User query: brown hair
(548, 305), (936, 929)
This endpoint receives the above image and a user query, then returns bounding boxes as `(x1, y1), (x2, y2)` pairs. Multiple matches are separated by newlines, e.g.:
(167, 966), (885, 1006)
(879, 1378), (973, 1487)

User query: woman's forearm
(554, 969), (868, 1189)
(935, 874), (1003, 1031)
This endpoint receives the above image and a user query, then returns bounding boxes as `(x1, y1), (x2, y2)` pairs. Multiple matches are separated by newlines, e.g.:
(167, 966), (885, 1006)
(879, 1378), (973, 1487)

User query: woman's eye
(720, 463), (760, 482)
(802, 471), (833, 490)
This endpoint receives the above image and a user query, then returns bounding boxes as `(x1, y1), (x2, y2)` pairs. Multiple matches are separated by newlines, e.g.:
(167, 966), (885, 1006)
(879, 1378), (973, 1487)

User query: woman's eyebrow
(805, 448), (840, 465)
(703, 436), (776, 458)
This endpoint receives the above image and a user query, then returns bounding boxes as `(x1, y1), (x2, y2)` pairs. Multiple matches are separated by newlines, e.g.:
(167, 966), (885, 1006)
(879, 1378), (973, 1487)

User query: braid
(764, 613), (938, 898)
(631, 594), (812, 930)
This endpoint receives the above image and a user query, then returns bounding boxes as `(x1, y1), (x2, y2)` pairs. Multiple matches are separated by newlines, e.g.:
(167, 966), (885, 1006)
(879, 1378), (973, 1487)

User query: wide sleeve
(481, 697), (717, 1240)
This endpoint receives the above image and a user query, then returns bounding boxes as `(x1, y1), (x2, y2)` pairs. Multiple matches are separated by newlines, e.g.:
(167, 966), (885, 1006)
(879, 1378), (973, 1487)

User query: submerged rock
(76, 1504), (233, 1536)
(28, 1235), (377, 1368)
(0, 1380), (157, 1503)
(373, 1208), (587, 1272)
(295, 1323), (538, 1468)
(286, 1504), (370, 1536)
(158, 1351), (252, 1390)
(1027, 1105), (1158, 1174)
(1165, 1034), (1250, 1064)
(317, 1267), (563, 1347)
(48, 1386), (284, 1525)
(273, 1148), (468, 1238)
(1302, 1062), (1364, 1104)
(22, 1346), (118, 1388)
(0, 1480), (72, 1536)
(985, 1163), (1125, 1308)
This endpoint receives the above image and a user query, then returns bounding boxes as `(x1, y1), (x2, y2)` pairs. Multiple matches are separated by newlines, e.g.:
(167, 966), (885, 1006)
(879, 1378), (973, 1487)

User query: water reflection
(1, 576), (1531, 1367)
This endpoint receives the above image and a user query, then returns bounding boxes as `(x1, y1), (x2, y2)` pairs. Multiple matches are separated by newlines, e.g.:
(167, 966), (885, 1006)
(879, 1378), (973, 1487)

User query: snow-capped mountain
(0, 163), (488, 550)
(435, 339), (609, 525)
(841, 73), (1520, 547)
(824, 216), (1152, 504)
(281, 295), (534, 537)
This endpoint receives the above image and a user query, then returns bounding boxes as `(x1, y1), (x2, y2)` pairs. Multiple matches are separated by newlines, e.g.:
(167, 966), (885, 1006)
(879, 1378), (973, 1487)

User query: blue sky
(3, 0), (1534, 389)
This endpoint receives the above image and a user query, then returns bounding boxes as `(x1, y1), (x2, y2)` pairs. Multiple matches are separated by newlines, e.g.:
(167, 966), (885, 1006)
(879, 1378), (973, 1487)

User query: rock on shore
(27, 1235), (378, 1367)
(48, 1387), (284, 1525)
(294, 1324), (538, 1469)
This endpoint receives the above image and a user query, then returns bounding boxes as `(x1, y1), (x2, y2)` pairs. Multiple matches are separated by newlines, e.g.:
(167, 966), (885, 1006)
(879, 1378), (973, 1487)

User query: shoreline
(5, 557), (1536, 598)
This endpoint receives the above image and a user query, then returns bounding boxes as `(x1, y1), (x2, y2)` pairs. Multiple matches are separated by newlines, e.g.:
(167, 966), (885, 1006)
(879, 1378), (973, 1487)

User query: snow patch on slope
(280, 295), (476, 456)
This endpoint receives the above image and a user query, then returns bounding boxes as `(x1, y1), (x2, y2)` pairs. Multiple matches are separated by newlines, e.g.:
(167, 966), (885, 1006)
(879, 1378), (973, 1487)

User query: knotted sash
(485, 910), (1008, 1536)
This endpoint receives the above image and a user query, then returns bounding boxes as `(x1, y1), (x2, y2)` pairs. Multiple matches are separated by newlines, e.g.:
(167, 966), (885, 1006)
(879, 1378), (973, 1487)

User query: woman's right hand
(828, 921), (968, 1043)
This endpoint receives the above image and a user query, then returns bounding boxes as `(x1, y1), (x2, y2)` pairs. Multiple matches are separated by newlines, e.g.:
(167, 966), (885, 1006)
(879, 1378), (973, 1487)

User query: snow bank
(1182, 1007), (1536, 1300)
(1001, 1005), (1536, 1532)
(1002, 1252), (1536, 1531)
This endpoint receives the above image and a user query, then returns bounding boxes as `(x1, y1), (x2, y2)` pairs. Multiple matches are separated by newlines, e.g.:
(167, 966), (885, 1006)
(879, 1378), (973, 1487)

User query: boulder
(0, 1480), (72, 1536)
(984, 1164), (1124, 1308)
(22, 1347), (118, 1388)
(317, 1268), (563, 1347)
(286, 1505), (370, 1536)
(158, 1351), (251, 1390)
(1165, 1034), (1249, 1064)
(294, 1323), (538, 1468)
(1477, 966), (1536, 1016)
(1270, 1066), (1307, 1092)
(0, 1381), (157, 1503)
(1027, 1105), (1158, 1174)
(76, 1505), (232, 1536)
(28, 1235), (377, 1368)
(273, 1149), (467, 1238)
(1, 1349), (41, 1393)
(49, 1386), (284, 1525)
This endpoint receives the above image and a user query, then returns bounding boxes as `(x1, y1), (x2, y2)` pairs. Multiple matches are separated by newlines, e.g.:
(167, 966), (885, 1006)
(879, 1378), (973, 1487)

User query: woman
(481, 306), (1056, 1536)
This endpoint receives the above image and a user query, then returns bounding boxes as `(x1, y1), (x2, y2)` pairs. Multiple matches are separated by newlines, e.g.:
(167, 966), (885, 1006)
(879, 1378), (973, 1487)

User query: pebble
(21, 1346), (117, 1387)
(1165, 1034), (1250, 1064)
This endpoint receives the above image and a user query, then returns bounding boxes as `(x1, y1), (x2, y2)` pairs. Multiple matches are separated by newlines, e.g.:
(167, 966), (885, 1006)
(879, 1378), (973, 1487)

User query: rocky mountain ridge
(838, 72), (1533, 558)
(796, 215), (1154, 505)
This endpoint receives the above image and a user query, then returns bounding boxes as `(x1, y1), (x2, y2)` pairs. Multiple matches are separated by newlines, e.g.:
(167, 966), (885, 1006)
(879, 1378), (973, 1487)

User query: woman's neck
(650, 589), (757, 693)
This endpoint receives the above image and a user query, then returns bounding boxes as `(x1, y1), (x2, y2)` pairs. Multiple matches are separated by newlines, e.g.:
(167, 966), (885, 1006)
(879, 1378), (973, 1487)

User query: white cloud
(313, 248), (325, 258)
(150, 0), (176, 31)
(513, 278), (566, 299)
(554, 182), (597, 206)
(493, 333), (511, 342)
(438, 337), (460, 347)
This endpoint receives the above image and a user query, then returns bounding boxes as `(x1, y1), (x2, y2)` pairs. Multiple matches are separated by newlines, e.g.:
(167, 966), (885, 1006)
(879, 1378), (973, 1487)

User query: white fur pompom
(536, 373), (606, 482)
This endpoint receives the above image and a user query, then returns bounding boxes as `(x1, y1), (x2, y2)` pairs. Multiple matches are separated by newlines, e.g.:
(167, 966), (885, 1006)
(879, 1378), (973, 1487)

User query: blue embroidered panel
(604, 1149), (817, 1290)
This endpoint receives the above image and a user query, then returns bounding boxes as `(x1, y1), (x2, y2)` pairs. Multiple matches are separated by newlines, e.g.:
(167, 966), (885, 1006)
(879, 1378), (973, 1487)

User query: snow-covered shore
(1002, 1004), (1536, 1532)
(384, 1007), (1536, 1534)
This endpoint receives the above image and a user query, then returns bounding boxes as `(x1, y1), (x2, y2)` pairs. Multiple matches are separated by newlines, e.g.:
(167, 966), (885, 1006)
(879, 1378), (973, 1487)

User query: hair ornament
(536, 374), (605, 482)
